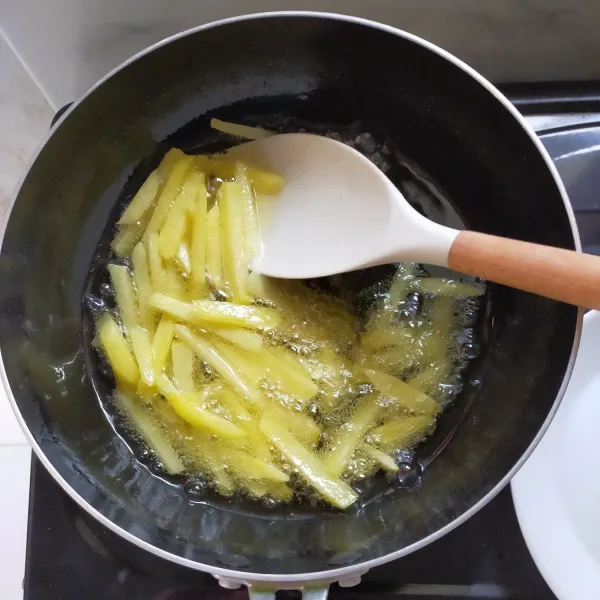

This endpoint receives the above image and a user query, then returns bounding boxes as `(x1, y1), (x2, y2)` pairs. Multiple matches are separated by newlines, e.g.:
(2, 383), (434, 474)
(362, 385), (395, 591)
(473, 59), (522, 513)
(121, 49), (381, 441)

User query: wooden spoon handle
(448, 231), (600, 309)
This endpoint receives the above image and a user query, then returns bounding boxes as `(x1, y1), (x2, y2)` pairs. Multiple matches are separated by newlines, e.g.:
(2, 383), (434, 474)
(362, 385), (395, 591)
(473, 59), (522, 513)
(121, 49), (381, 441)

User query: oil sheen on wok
(90, 119), (485, 511)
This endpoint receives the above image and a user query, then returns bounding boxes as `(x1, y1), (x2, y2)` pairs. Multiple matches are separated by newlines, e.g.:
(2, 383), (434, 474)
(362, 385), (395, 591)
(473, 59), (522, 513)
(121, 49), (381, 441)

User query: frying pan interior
(0, 15), (578, 576)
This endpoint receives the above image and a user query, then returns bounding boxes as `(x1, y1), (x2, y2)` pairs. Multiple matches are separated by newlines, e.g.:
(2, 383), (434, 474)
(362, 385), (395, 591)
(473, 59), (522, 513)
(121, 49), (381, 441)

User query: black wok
(0, 12), (581, 599)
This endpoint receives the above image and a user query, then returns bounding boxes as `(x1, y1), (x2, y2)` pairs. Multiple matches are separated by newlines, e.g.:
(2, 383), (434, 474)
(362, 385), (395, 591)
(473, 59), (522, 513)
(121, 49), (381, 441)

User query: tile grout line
(0, 27), (57, 110)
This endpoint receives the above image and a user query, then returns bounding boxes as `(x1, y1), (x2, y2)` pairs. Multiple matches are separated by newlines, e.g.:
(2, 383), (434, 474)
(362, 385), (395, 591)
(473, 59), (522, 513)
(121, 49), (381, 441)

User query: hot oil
(83, 115), (486, 514)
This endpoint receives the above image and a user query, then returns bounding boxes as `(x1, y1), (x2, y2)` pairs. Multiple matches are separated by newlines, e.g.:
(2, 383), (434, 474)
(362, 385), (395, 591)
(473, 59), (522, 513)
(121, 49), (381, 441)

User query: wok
(0, 12), (582, 599)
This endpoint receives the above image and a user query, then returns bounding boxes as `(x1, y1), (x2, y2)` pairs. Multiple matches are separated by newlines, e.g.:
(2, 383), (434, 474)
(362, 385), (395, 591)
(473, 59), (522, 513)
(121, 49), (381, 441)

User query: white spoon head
(225, 133), (400, 279)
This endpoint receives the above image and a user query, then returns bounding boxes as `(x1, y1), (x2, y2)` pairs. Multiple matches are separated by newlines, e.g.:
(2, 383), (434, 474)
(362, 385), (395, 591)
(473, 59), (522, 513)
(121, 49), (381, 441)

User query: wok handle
(248, 587), (329, 599)
(448, 231), (600, 309)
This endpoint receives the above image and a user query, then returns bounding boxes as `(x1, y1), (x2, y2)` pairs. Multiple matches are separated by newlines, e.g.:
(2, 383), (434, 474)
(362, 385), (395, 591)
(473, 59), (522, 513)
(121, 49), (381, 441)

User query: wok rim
(0, 10), (583, 585)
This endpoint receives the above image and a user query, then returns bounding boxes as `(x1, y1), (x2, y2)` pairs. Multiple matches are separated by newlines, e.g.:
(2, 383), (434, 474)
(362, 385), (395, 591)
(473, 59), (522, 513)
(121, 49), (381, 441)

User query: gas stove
(24, 83), (600, 600)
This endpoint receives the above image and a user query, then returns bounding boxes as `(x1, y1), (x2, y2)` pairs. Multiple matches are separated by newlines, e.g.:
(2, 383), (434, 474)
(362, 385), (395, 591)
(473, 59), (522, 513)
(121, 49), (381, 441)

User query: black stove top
(25, 85), (600, 600)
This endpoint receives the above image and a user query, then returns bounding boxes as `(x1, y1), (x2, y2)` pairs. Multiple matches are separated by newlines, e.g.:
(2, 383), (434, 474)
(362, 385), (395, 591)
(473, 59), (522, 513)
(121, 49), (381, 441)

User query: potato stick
(174, 324), (260, 404)
(361, 442), (399, 472)
(267, 402), (321, 445)
(248, 426), (277, 464)
(246, 272), (355, 345)
(131, 242), (155, 333)
(418, 334), (450, 365)
(181, 193), (197, 215)
(235, 161), (260, 259)
(152, 316), (175, 377)
(260, 414), (357, 509)
(171, 341), (196, 393)
(215, 342), (316, 404)
(158, 171), (202, 260)
(246, 270), (272, 299)
(248, 166), (284, 195)
(149, 293), (195, 322)
(195, 155), (283, 194)
(345, 452), (379, 481)
(220, 182), (250, 303)
(210, 118), (274, 140)
(408, 363), (449, 395)
(217, 388), (253, 422)
(354, 344), (417, 376)
(156, 374), (246, 439)
(130, 326), (155, 386)
(163, 263), (187, 301)
(412, 277), (485, 297)
(206, 205), (224, 290)
(324, 394), (381, 477)
(149, 293), (280, 330)
(190, 173), (208, 293)
(147, 232), (165, 291)
(207, 326), (262, 352)
(366, 369), (438, 415)
(175, 241), (192, 275)
(194, 156), (232, 179)
(299, 348), (352, 410)
(260, 346), (318, 402)
(145, 154), (195, 235)
(108, 264), (138, 334)
(370, 415), (434, 448)
(193, 300), (280, 330)
(173, 397), (247, 439)
(360, 328), (416, 353)
(112, 224), (141, 257)
(420, 297), (455, 363)
(156, 148), (186, 183)
(114, 389), (184, 475)
(387, 263), (417, 304)
(213, 340), (266, 386)
(225, 448), (289, 482)
(118, 171), (161, 225)
(136, 379), (156, 402)
(364, 263), (416, 331)
(242, 478), (292, 501)
(97, 314), (139, 386)
(198, 438), (236, 495)
(111, 204), (155, 257)
(195, 380), (225, 403)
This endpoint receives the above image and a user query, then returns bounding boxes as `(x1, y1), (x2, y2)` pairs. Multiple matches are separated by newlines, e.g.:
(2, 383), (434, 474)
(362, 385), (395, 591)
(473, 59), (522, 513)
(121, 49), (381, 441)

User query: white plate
(512, 310), (600, 600)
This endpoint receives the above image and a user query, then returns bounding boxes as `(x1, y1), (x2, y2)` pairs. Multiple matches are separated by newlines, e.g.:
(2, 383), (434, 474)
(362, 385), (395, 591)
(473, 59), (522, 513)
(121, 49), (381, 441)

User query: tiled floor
(0, 31), (53, 600)
(0, 447), (32, 599)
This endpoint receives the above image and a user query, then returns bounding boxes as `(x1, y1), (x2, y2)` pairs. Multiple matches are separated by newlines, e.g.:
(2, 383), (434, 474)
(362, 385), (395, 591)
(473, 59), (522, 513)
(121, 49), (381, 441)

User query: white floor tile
(0, 34), (53, 217)
(0, 386), (27, 446)
(0, 446), (30, 600)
